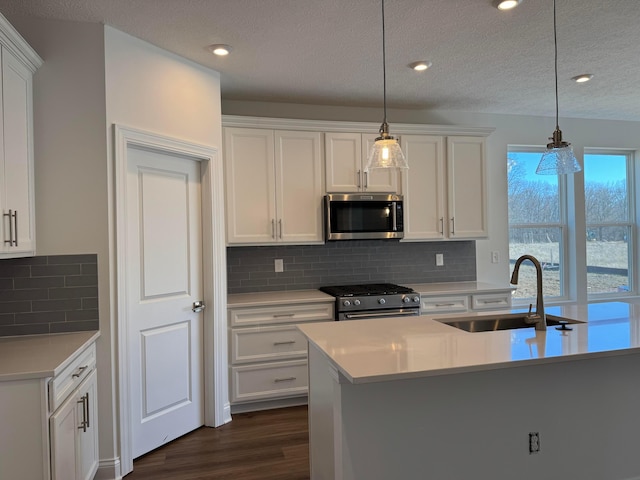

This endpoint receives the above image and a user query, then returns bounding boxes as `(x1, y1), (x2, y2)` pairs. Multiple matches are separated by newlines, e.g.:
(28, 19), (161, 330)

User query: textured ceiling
(1, 0), (639, 121)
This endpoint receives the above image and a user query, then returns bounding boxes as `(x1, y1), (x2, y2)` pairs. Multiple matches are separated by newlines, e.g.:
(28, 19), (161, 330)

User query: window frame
(507, 146), (571, 303)
(583, 148), (637, 300)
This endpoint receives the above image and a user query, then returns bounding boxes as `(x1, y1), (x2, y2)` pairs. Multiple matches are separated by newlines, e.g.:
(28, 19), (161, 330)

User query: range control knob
(343, 300), (351, 307)
(413, 296), (420, 303)
(378, 298), (386, 305)
(353, 299), (361, 306)
(403, 297), (411, 303)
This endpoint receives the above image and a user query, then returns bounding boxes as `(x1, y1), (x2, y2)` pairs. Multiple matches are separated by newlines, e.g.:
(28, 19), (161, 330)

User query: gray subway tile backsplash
(0, 254), (99, 337)
(227, 240), (476, 294)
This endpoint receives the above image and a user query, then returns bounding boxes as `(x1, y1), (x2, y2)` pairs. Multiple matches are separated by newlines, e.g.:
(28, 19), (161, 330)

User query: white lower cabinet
(50, 369), (98, 480)
(418, 287), (513, 316)
(0, 339), (98, 480)
(228, 299), (333, 411)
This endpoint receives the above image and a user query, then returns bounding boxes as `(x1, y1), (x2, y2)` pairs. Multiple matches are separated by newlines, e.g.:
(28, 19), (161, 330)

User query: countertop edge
(0, 331), (100, 382)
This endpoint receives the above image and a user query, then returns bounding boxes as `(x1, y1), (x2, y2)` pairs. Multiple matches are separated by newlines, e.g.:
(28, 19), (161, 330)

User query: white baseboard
(94, 457), (122, 480)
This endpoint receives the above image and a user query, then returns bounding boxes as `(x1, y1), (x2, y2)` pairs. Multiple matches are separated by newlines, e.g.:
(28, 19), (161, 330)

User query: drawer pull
(435, 303), (456, 307)
(273, 340), (296, 346)
(72, 365), (88, 378)
(273, 313), (295, 318)
(274, 376), (297, 383)
(481, 299), (504, 304)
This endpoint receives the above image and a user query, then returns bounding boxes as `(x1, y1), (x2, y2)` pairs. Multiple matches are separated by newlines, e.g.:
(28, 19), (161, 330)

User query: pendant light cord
(381, 0), (387, 124)
(553, 0), (559, 131)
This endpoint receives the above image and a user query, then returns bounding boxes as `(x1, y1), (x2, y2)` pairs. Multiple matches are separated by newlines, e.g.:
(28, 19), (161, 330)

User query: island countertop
(297, 301), (640, 384)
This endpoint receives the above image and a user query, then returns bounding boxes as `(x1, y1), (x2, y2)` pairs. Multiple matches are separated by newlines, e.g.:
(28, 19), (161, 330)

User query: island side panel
(332, 354), (640, 480)
(308, 343), (343, 480)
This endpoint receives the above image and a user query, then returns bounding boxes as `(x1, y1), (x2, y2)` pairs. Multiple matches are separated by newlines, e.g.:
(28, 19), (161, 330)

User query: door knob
(192, 301), (206, 313)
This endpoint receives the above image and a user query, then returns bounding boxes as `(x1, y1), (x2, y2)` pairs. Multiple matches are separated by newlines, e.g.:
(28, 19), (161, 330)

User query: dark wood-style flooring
(124, 406), (310, 480)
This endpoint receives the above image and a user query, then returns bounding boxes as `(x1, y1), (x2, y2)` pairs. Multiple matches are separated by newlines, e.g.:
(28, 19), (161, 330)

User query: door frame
(114, 125), (230, 475)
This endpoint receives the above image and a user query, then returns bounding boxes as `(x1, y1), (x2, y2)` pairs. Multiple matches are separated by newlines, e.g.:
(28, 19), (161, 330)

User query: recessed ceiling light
(571, 74), (594, 83)
(494, 0), (522, 10)
(207, 44), (233, 56)
(408, 61), (432, 72)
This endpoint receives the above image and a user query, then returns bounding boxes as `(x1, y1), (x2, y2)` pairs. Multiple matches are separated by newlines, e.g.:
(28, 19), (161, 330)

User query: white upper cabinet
(325, 132), (398, 193)
(402, 135), (488, 241)
(446, 136), (487, 239)
(0, 14), (42, 258)
(401, 135), (446, 240)
(224, 127), (324, 245)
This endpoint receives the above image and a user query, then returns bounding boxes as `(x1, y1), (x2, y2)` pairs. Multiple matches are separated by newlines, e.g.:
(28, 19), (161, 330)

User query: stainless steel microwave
(324, 193), (404, 241)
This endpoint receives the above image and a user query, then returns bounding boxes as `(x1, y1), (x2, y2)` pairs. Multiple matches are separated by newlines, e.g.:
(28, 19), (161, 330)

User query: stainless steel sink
(441, 313), (584, 333)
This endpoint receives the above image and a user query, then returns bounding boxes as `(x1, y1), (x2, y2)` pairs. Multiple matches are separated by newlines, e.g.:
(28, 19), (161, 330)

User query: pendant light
(536, 0), (581, 175)
(366, 0), (408, 171)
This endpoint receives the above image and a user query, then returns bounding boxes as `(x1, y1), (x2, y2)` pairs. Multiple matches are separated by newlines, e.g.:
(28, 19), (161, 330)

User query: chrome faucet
(510, 254), (547, 331)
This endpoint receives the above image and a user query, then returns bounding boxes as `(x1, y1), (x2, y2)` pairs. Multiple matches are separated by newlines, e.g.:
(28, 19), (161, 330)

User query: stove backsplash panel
(227, 240), (476, 294)
(0, 254), (98, 337)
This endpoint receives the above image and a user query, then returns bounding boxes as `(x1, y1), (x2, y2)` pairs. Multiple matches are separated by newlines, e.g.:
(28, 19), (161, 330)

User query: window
(584, 151), (634, 297)
(507, 149), (566, 300)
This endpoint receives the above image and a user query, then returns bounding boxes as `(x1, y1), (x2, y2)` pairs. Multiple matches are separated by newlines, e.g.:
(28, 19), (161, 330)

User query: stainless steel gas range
(319, 283), (421, 320)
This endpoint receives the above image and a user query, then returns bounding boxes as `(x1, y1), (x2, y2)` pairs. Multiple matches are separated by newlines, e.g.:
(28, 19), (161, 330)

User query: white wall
(222, 100), (640, 295)
(104, 25), (222, 476)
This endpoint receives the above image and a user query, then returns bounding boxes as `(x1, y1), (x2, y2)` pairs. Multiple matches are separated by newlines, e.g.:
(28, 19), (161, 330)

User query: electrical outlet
(274, 259), (284, 273)
(529, 432), (540, 454)
(491, 251), (499, 264)
(436, 253), (444, 266)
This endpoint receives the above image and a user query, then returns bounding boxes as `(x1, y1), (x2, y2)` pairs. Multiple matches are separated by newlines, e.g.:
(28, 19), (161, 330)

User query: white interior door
(126, 144), (204, 458)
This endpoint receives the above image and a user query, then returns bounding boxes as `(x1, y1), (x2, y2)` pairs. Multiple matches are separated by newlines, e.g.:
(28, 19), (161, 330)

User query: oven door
(339, 308), (419, 320)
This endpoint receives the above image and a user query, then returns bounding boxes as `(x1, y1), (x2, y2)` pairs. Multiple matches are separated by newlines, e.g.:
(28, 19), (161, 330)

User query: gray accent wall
(0, 254), (98, 337)
(227, 240), (476, 294)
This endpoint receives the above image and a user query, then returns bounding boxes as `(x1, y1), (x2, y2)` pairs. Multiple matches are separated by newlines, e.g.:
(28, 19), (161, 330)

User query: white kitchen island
(298, 302), (640, 480)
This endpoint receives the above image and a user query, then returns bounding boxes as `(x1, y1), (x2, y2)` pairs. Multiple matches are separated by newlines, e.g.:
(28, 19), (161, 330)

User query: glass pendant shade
(367, 136), (408, 170)
(536, 127), (581, 175)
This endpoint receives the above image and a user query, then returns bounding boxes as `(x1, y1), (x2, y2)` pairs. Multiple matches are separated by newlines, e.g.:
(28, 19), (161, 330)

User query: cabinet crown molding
(0, 13), (43, 72)
(222, 115), (495, 137)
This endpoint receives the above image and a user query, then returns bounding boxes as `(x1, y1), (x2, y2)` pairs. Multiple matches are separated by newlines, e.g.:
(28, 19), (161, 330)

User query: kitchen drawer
(230, 359), (308, 403)
(471, 292), (512, 310)
(48, 343), (96, 412)
(421, 295), (469, 314)
(229, 302), (333, 327)
(230, 325), (308, 364)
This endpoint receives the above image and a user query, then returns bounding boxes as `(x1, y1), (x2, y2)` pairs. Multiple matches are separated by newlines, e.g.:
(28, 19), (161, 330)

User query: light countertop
(228, 282), (511, 308)
(228, 289), (334, 308)
(0, 331), (100, 382)
(407, 281), (514, 295)
(297, 302), (640, 384)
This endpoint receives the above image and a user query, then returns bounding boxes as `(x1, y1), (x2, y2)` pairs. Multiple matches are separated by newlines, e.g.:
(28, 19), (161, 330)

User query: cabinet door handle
(77, 394), (88, 432)
(440, 217), (444, 235)
(450, 217), (455, 235)
(364, 171), (368, 189)
(271, 219), (275, 239)
(274, 376), (296, 383)
(85, 392), (90, 428)
(3, 210), (17, 246)
(273, 340), (296, 346)
(72, 365), (88, 378)
(356, 170), (361, 188)
(278, 219), (282, 239)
